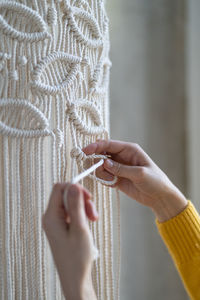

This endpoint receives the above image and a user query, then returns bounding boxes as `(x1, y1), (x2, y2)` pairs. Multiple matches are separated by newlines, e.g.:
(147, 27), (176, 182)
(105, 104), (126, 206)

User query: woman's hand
(83, 140), (188, 222)
(42, 183), (98, 300)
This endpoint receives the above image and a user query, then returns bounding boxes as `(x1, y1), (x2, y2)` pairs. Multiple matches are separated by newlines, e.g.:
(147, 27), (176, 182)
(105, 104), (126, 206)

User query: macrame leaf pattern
(31, 52), (82, 95)
(0, 99), (51, 137)
(63, 1), (103, 47)
(0, 1), (116, 300)
(67, 99), (105, 135)
(0, 2), (51, 42)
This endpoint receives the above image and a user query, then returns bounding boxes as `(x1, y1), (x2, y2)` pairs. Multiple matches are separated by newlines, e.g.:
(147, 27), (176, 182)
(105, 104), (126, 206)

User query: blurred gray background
(107, 0), (200, 299)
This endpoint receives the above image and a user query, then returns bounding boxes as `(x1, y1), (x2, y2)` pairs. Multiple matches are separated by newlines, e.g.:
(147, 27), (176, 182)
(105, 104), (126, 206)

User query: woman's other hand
(42, 183), (98, 300)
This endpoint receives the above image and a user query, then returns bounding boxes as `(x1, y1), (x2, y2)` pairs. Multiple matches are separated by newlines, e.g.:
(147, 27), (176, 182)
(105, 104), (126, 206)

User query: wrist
(81, 283), (97, 300)
(63, 285), (96, 300)
(151, 188), (188, 222)
(63, 274), (97, 300)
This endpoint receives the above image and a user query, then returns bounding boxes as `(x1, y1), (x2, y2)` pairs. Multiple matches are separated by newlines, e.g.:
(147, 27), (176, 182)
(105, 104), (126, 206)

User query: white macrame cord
(0, 1), (121, 300)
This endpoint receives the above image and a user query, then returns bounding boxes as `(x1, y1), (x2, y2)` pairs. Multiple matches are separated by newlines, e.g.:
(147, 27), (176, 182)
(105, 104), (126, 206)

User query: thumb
(104, 159), (144, 182)
(67, 184), (87, 231)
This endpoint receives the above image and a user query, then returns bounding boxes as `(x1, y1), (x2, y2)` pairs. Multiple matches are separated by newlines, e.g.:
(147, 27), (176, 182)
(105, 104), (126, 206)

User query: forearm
(62, 283), (97, 300)
(61, 278), (97, 300)
(47, 238), (97, 300)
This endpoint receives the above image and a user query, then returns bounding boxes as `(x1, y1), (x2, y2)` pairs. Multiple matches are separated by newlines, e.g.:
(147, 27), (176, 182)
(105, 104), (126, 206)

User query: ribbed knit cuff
(156, 201), (200, 265)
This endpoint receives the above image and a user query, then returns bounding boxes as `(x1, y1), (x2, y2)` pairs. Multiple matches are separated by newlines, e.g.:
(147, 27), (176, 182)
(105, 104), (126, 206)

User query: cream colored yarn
(0, 0), (120, 299)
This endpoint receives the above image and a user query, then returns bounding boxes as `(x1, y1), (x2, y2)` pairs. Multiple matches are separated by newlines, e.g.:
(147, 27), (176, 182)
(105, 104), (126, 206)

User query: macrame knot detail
(70, 146), (87, 162)
(70, 146), (118, 186)
(67, 102), (75, 113)
(53, 128), (64, 148)
(9, 70), (18, 81)
(0, 52), (10, 71)
(47, 7), (57, 26)
(0, 52), (11, 60)
(81, 57), (89, 66)
(77, 71), (83, 82)
(18, 55), (27, 66)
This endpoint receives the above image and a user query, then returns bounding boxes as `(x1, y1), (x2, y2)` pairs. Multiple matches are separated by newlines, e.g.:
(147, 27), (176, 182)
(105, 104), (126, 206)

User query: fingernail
(105, 159), (113, 168)
(82, 143), (97, 154)
(83, 142), (97, 148)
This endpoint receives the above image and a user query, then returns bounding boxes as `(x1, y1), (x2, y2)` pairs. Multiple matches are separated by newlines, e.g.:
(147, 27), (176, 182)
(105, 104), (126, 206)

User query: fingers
(104, 159), (146, 183)
(83, 139), (153, 167)
(45, 182), (68, 217)
(42, 183), (69, 234)
(85, 200), (99, 222)
(67, 184), (88, 231)
(64, 183), (98, 222)
(43, 183), (98, 236)
(81, 186), (99, 221)
(95, 164), (115, 181)
(83, 139), (128, 155)
(63, 183), (89, 211)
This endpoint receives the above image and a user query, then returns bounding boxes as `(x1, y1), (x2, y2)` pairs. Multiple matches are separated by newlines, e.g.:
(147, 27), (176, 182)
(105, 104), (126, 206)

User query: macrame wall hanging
(0, 0), (120, 299)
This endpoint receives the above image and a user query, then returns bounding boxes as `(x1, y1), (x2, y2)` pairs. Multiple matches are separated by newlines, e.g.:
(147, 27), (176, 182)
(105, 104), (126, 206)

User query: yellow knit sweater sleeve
(156, 201), (200, 300)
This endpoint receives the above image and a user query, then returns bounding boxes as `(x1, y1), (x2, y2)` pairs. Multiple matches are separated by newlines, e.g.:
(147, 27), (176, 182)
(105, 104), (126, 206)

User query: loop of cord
(8, 70), (18, 81)
(18, 55), (27, 66)
(70, 146), (118, 186)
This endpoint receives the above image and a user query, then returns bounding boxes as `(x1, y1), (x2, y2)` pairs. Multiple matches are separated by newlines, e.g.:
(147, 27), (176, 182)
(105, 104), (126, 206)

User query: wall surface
(107, 1), (188, 299)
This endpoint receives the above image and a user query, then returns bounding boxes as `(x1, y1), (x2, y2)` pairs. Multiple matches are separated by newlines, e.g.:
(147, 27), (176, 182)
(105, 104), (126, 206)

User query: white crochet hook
(71, 158), (104, 184)
(63, 158), (104, 210)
